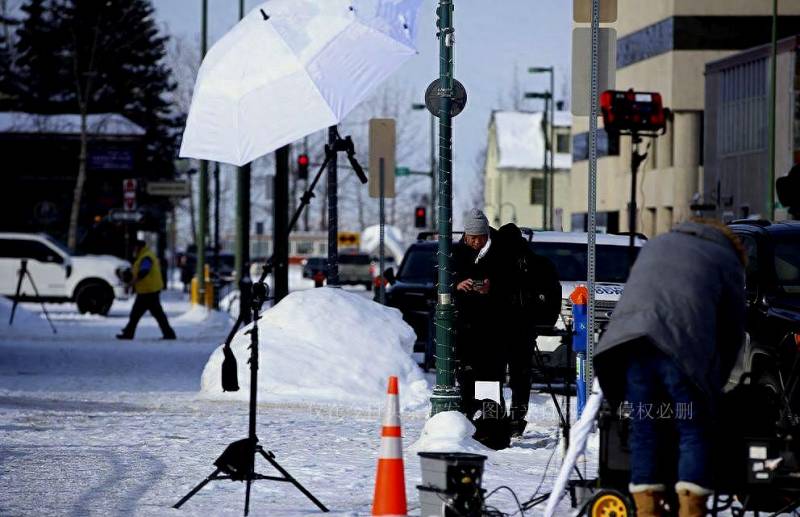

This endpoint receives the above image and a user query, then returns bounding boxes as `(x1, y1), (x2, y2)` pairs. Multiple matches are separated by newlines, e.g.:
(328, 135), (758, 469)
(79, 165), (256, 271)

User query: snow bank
(200, 287), (430, 409)
(0, 297), (49, 337)
(410, 411), (492, 454)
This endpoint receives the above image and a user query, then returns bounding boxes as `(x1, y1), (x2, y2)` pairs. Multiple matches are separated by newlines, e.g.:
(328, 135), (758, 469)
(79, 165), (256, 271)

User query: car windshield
(774, 236), (800, 294)
(339, 254), (370, 265)
(397, 246), (436, 282)
(43, 234), (72, 256)
(532, 242), (640, 284)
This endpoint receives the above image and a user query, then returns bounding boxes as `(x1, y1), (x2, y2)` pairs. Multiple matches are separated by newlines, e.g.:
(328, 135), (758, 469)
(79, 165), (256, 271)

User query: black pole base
(173, 440), (329, 515)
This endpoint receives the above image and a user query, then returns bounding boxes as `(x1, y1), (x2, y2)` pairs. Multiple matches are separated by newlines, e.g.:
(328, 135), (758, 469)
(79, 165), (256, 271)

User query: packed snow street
(0, 288), (583, 516)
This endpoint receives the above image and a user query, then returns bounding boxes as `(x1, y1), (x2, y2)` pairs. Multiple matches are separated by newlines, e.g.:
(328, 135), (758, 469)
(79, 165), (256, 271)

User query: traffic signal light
(297, 154), (309, 180)
(414, 206), (427, 228)
(600, 89), (666, 135)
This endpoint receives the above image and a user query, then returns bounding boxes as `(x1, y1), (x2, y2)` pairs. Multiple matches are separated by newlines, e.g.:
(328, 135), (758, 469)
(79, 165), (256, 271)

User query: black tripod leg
(244, 478), (252, 516)
(22, 267), (56, 334)
(173, 468), (221, 509)
(9, 260), (26, 325)
(258, 449), (329, 512)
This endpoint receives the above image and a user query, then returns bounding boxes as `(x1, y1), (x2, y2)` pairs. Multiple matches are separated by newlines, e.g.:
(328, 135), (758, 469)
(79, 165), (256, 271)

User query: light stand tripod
(9, 259), (57, 333)
(173, 132), (367, 516)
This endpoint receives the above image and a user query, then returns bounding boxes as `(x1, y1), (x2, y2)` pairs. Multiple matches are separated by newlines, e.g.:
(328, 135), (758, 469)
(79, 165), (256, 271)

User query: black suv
(728, 220), (800, 397)
(384, 238), (445, 369)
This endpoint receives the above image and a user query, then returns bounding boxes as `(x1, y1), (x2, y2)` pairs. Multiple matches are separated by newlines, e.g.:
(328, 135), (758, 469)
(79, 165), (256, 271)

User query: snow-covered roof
(0, 112), (146, 137)
(493, 110), (571, 171)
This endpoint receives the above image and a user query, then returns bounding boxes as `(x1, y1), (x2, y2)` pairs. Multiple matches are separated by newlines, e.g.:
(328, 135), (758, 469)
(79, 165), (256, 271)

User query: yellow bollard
(204, 264), (214, 308)
(190, 277), (199, 305)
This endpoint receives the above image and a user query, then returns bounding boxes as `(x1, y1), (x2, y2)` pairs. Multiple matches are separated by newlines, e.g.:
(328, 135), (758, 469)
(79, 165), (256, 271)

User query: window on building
(572, 130), (620, 162)
(530, 177), (545, 205)
(718, 57), (767, 156)
(556, 133), (570, 154)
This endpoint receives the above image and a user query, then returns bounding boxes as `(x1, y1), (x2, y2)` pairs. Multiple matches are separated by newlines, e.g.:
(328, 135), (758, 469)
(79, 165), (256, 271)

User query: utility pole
(527, 66), (556, 229)
(273, 145), (290, 302)
(327, 126), (339, 286)
(767, 0), (778, 220)
(549, 70), (555, 228)
(235, 0), (252, 321)
(196, 0), (209, 305)
(431, 0), (460, 415)
(412, 103), (437, 229)
(213, 162), (220, 308)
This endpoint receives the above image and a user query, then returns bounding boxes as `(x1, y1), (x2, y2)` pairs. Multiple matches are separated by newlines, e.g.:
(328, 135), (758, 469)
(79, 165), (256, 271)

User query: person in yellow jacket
(117, 240), (176, 340)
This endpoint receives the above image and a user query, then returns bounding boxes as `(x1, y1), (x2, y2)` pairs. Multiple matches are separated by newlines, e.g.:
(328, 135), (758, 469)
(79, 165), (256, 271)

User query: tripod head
(326, 129), (367, 184)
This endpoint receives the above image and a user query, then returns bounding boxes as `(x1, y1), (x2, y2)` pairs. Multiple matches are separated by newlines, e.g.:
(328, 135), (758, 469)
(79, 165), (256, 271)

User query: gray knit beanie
(464, 208), (489, 235)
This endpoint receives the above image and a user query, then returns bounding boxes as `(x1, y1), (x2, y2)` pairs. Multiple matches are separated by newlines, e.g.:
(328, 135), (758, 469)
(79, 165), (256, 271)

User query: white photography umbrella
(179, 0), (422, 167)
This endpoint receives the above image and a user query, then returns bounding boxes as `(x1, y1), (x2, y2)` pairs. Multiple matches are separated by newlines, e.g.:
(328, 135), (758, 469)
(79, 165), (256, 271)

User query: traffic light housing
(297, 154), (309, 180)
(414, 206), (427, 228)
(600, 89), (667, 136)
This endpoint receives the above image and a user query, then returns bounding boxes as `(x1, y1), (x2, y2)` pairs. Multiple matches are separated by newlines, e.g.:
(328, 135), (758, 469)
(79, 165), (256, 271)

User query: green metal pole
(196, 0), (209, 302)
(549, 69), (555, 230)
(767, 0), (778, 220)
(235, 0), (251, 287)
(431, 0), (460, 415)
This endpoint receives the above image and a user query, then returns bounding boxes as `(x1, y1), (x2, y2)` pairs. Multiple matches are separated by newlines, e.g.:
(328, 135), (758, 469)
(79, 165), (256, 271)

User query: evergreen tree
(12, 0), (64, 111)
(14, 0), (180, 249)
(14, 0), (179, 172)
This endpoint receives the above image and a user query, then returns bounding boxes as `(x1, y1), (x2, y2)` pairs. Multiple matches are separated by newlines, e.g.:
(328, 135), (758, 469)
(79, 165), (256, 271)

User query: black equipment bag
(498, 223), (562, 328)
(471, 399), (512, 451)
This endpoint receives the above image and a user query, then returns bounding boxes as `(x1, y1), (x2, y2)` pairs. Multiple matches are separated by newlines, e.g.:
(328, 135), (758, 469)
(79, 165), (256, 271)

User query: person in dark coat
(453, 209), (506, 417)
(593, 220), (746, 517)
(495, 223), (561, 436)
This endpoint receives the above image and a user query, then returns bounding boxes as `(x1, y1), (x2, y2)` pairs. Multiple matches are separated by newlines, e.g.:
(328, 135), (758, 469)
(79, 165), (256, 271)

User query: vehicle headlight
(116, 266), (133, 284)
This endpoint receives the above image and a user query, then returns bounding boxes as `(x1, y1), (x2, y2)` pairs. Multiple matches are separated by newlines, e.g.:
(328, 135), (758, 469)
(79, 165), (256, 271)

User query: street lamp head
(411, 103), (426, 110)
(529, 66), (554, 74)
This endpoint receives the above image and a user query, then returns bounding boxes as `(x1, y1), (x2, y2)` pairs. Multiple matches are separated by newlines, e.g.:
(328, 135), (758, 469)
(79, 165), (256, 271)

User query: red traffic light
(297, 154), (310, 180)
(414, 206), (427, 228)
(600, 89), (666, 136)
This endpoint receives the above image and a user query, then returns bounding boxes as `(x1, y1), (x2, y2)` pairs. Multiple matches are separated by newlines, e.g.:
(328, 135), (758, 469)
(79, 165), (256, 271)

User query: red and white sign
(123, 178), (137, 212)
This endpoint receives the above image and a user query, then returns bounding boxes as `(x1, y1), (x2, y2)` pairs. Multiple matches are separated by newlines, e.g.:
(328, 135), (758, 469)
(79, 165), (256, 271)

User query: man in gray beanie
(453, 208), (507, 442)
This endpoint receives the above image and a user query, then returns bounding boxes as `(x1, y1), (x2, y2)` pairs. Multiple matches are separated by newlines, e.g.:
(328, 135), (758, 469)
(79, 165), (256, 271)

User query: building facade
(704, 35), (800, 221)
(568, 0), (800, 236)
(484, 110), (572, 230)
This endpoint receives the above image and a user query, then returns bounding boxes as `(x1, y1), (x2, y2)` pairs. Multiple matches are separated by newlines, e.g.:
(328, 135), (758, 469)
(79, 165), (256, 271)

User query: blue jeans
(625, 346), (711, 488)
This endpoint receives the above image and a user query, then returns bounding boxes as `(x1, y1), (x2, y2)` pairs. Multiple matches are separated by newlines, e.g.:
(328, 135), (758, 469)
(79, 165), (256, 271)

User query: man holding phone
(453, 209), (504, 417)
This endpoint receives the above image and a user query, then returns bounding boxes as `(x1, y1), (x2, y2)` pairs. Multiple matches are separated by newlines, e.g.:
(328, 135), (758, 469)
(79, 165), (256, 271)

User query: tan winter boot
(676, 482), (712, 517)
(630, 486), (665, 517)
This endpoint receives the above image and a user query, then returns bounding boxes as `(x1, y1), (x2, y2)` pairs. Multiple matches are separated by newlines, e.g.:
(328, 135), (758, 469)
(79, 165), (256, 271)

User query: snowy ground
(0, 284), (591, 516)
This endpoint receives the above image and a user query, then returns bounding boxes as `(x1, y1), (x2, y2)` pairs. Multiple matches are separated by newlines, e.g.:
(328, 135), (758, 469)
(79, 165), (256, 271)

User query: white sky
(152, 0), (573, 224)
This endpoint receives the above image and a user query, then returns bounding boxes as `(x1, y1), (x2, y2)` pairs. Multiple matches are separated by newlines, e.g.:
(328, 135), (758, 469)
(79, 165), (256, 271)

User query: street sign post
(573, 0), (617, 23)
(122, 178), (137, 212)
(571, 28), (616, 116)
(146, 180), (190, 197)
(369, 119), (396, 199)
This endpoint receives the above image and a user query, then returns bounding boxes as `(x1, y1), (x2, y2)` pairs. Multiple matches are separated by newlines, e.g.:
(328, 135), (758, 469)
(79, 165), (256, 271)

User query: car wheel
(75, 280), (114, 315)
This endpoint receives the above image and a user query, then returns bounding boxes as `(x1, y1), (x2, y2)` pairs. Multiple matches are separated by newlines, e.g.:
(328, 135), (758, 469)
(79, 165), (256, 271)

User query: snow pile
(410, 411), (492, 454)
(0, 297), (49, 337)
(200, 287), (430, 409)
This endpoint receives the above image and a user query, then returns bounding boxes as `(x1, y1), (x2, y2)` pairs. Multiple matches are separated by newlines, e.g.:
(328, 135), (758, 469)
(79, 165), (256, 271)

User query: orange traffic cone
(372, 376), (408, 516)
